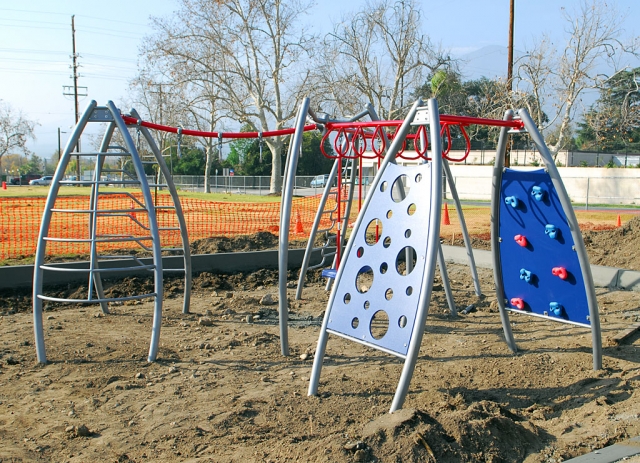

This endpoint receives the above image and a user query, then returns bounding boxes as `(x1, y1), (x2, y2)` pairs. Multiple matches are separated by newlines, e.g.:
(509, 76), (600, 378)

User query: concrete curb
(1, 246), (639, 292)
(563, 436), (640, 462)
(0, 248), (316, 290)
(440, 245), (640, 292)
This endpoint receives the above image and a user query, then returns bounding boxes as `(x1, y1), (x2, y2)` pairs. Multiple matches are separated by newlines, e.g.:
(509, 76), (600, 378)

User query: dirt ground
(0, 220), (639, 462)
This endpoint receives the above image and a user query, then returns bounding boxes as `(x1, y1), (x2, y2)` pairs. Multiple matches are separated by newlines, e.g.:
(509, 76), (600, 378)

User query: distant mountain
(457, 45), (510, 80)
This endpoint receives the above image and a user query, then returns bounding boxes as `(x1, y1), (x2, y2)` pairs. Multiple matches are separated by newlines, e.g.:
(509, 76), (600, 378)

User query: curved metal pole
(442, 159), (482, 296)
(109, 101), (164, 362)
(390, 98), (441, 413)
(295, 158), (340, 299)
(88, 121), (118, 314)
(131, 109), (192, 315)
(437, 242), (457, 316)
(33, 100), (98, 363)
(518, 108), (602, 370)
(279, 97), (310, 356)
(490, 110), (518, 353)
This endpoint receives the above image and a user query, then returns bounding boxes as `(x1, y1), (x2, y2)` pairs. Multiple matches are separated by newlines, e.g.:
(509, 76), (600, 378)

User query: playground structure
(32, 99), (316, 363)
(33, 101), (192, 363)
(301, 99), (601, 412)
(31, 97), (601, 415)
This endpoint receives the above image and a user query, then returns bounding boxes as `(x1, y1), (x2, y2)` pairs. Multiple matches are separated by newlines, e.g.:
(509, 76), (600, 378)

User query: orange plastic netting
(0, 194), (346, 260)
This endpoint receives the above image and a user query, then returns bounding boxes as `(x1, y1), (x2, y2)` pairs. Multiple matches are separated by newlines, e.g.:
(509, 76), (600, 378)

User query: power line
(0, 7), (150, 28)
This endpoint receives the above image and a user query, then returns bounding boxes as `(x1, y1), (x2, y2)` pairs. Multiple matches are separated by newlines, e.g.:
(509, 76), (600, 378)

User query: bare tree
(317, 0), (452, 119)
(514, 0), (637, 156)
(0, 102), (37, 175)
(140, 0), (315, 193)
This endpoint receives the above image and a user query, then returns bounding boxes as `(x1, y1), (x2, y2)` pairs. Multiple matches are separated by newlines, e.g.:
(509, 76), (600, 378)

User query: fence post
(585, 177), (590, 210)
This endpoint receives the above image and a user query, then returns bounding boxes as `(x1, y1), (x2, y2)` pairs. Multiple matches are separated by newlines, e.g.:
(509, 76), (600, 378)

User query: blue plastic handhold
(545, 224), (558, 239)
(322, 269), (337, 279)
(519, 268), (532, 283)
(531, 186), (546, 201)
(505, 196), (519, 208)
(549, 302), (564, 317)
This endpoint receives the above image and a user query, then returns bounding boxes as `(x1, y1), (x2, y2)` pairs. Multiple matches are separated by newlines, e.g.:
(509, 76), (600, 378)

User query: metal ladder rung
(51, 208), (147, 214)
(72, 152), (132, 157)
(158, 227), (180, 231)
(37, 292), (157, 304)
(44, 236), (153, 244)
(147, 183), (169, 188)
(39, 263), (156, 273)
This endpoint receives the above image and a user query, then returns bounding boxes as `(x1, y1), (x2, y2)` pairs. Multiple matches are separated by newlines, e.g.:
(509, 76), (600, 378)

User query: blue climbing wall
(499, 168), (591, 327)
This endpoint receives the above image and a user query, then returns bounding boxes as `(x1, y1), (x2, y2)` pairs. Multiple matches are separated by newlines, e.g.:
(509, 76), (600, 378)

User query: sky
(1, 0), (639, 160)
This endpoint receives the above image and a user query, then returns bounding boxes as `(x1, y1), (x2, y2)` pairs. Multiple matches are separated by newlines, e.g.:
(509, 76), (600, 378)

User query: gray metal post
(389, 98), (442, 413)
(437, 242), (457, 316)
(90, 121), (117, 314)
(108, 101), (164, 362)
(442, 159), (482, 296)
(131, 109), (192, 315)
(518, 109), (602, 370)
(295, 158), (340, 299)
(490, 110), (518, 353)
(33, 100), (98, 363)
(278, 97), (310, 356)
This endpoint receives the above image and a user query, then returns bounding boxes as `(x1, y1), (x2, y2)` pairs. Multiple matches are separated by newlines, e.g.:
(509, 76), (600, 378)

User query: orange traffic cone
(295, 211), (304, 234)
(443, 203), (451, 225)
(616, 214), (621, 227)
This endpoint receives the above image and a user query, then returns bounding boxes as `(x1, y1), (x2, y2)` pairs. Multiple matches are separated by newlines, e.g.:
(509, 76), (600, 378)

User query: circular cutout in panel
(344, 293), (351, 304)
(357, 246), (364, 258)
(364, 300), (370, 310)
(383, 236), (391, 248)
(351, 318), (359, 329)
(391, 175), (410, 203)
(370, 310), (389, 340)
(415, 173), (422, 183)
(406, 286), (413, 296)
(405, 229), (412, 238)
(407, 203), (417, 216)
(385, 288), (393, 300)
(398, 315), (408, 328)
(396, 247), (417, 276)
(380, 181), (388, 192)
(386, 210), (393, 219)
(365, 219), (382, 246)
(356, 266), (374, 293)
(380, 262), (388, 274)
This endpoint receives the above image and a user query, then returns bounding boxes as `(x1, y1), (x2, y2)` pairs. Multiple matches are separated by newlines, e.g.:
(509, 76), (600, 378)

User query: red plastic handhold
(510, 298), (525, 310)
(552, 267), (568, 280)
(514, 234), (528, 247)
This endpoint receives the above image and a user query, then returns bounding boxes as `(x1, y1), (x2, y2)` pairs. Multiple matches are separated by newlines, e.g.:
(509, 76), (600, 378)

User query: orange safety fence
(0, 193), (351, 261)
(1, 194), (632, 262)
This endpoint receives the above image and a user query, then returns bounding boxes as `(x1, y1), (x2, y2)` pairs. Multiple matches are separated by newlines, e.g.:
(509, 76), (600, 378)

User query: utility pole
(505, 0), (515, 168)
(63, 15), (87, 183)
(507, 0), (515, 91)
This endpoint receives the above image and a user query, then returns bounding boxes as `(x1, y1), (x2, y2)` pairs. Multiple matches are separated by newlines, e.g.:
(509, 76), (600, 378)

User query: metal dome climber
(33, 100), (191, 363)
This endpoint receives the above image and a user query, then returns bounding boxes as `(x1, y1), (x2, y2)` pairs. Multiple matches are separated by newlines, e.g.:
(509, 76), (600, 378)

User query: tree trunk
(204, 138), (214, 193)
(267, 137), (283, 193)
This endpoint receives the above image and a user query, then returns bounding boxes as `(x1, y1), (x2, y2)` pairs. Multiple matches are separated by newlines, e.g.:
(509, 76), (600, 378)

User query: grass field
(0, 185), (280, 203)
